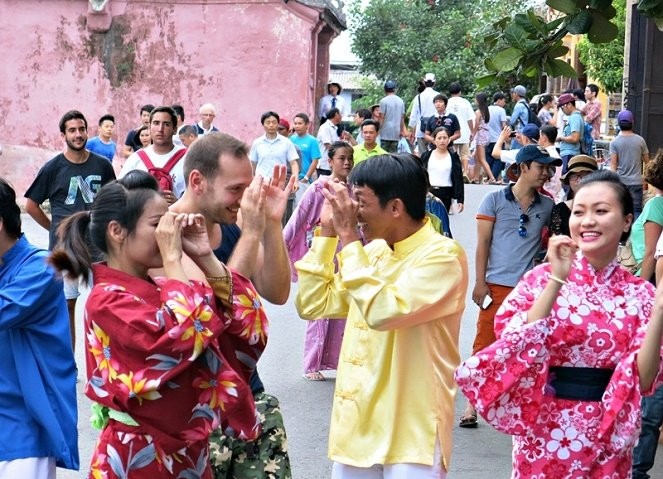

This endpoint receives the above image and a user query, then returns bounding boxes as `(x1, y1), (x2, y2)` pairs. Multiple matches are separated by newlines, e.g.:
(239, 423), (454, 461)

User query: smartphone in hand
(481, 295), (493, 310)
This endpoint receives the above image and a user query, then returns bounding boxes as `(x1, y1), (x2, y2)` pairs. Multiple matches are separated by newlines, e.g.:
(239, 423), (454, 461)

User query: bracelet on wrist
(549, 274), (567, 286)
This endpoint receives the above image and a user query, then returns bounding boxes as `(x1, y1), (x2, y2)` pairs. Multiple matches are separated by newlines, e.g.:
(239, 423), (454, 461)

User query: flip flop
(303, 372), (326, 381)
(459, 413), (478, 428)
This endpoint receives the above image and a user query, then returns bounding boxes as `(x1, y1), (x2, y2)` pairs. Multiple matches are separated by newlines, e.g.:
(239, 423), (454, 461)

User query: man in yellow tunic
(295, 153), (468, 478)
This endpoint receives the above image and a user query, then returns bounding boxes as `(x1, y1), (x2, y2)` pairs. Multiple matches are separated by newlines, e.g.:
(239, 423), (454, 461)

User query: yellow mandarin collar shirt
(352, 143), (387, 164)
(295, 219), (468, 470)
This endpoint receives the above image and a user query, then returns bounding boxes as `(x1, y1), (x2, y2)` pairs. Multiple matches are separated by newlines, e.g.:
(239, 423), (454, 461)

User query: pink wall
(0, 0), (341, 202)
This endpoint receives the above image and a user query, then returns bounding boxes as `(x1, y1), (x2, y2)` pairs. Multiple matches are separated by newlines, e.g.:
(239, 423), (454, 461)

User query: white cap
(424, 73), (436, 82)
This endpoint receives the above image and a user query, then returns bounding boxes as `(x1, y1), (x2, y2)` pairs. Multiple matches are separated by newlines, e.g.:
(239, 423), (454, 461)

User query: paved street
(20, 183), (663, 478)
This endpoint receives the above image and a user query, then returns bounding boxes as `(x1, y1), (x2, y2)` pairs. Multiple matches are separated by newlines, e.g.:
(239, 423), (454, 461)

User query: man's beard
(66, 138), (87, 151)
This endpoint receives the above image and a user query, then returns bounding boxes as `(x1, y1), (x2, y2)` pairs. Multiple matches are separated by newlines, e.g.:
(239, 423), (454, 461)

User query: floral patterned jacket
(85, 263), (268, 455)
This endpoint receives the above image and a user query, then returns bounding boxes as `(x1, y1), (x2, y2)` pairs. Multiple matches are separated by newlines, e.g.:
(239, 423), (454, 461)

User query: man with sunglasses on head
(459, 144), (559, 428)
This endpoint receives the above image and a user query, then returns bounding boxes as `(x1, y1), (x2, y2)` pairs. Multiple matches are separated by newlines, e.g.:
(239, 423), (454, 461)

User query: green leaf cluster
(576, 0), (626, 92)
(638, 0), (663, 29)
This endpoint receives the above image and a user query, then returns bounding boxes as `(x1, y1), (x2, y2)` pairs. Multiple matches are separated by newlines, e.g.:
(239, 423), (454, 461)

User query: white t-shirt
(446, 96), (475, 144)
(427, 151), (453, 187)
(119, 144), (187, 198)
(316, 121), (339, 170)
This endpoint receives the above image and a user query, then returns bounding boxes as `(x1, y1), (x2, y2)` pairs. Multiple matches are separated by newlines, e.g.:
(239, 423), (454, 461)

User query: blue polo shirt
(560, 111), (583, 157)
(290, 133), (321, 179)
(476, 185), (554, 287)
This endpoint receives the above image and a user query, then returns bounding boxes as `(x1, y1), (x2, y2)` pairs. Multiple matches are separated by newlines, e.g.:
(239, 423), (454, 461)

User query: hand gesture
(180, 213), (213, 259)
(546, 235), (577, 281)
(472, 281), (490, 308)
(498, 125), (512, 143)
(155, 212), (184, 263)
(239, 174), (267, 237)
(320, 180), (359, 245)
(263, 165), (296, 223)
(162, 190), (177, 206)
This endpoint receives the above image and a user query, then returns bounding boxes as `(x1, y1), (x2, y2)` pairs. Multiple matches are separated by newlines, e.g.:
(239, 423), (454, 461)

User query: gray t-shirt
(476, 185), (554, 287)
(488, 105), (507, 143)
(610, 133), (649, 186)
(379, 94), (405, 141)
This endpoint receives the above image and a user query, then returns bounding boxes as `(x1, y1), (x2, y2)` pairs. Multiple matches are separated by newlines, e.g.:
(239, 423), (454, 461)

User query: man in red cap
(556, 92), (583, 174)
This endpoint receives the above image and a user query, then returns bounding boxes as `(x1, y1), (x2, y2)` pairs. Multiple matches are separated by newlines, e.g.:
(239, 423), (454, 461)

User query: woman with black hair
(537, 94), (558, 126)
(51, 173), (266, 478)
(472, 92), (498, 184)
(458, 170), (663, 478)
(420, 127), (465, 212)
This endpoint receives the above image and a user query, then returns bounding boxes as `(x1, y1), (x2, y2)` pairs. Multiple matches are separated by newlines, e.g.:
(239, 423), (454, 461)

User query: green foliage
(351, 77), (384, 110)
(577, 0), (626, 92)
(348, 0), (530, 102)
(638, 0), (663, 28)
(483, 0), (663, 83)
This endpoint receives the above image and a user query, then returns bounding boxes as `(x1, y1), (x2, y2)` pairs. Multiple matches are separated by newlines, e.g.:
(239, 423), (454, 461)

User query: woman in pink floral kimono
(456, 170), (663, 478)
(284, 141), (354, 381)
(52, 174), (267, 478)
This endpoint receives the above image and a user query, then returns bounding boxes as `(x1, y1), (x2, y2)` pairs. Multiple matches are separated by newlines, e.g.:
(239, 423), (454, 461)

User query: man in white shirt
(119, 106), (187, 203)
(446, 82), (475, 177)
(317, 107), (341, 176)
(409, 73), (439, 154)
(249, 111), (300, 183)
(319, 82), (349, 121)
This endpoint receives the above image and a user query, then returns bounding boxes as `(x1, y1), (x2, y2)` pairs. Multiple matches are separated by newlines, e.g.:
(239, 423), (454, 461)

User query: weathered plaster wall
(0, 0), (333, 201)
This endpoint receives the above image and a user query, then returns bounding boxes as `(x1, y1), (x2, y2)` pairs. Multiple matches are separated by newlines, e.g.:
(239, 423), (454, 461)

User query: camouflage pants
(210, 392), (292, 479)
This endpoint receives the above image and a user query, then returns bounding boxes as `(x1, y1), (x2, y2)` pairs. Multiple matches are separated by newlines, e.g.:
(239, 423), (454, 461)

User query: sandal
(459, 413), (478, 428)
(303, 372), (326, 381)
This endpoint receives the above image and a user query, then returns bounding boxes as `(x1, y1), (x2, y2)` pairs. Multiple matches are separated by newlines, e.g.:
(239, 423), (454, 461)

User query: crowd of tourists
(1, 71), (661, 479)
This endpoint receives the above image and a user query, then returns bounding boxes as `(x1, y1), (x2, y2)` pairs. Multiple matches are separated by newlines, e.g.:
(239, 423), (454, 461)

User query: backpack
(136, 148), (187, 192)
(519, 100), (542, 127)
(581, 122), (594, 156)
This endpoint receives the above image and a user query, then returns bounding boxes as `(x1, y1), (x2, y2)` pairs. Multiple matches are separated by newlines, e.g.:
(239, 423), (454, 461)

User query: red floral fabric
(85, 263), (268, 478)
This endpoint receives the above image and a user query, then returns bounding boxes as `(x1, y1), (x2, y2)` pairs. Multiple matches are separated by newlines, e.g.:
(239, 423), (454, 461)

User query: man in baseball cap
(509, 85), (529, 149)
(610, 109), (650, 217)
(378, 80), (407, 153)
(463, 142), (556, 427)
(557, 93), (583, 174)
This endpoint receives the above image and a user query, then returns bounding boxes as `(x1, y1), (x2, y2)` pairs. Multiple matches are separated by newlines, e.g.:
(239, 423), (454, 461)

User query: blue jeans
(486, 143), (504, 180)
(633, 384), (663, 478)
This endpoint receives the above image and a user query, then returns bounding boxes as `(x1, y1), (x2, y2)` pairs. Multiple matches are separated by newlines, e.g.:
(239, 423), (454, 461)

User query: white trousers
(0, 457), (55, 479)
(331, 439), (446, 479)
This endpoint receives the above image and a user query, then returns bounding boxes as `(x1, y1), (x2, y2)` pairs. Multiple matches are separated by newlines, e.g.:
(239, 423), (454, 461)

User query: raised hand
(320, 180), (359, 245)
(263, 164), (296, 224)
(546, 235), (577, 281)
(155, 212), (184, 263)
(180, 213), (213, 259)
(239, 174), (267, 237)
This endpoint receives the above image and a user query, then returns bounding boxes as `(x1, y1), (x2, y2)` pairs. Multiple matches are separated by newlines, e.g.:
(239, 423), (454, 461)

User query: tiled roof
(329, 70), (373, 90)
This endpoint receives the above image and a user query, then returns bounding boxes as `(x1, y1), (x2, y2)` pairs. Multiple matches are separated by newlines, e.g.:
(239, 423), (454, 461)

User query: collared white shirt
(249, 134), (299, 179)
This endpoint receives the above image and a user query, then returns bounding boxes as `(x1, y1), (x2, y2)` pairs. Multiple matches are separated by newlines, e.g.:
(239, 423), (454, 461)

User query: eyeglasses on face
(518, 213), (529, 238)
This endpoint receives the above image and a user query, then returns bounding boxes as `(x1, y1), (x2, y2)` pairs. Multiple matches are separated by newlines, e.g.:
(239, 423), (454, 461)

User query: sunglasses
(518, 213), (529, 238)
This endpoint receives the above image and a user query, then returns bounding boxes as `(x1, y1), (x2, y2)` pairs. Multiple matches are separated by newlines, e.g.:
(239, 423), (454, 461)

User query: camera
(509, 131), (517, 138)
